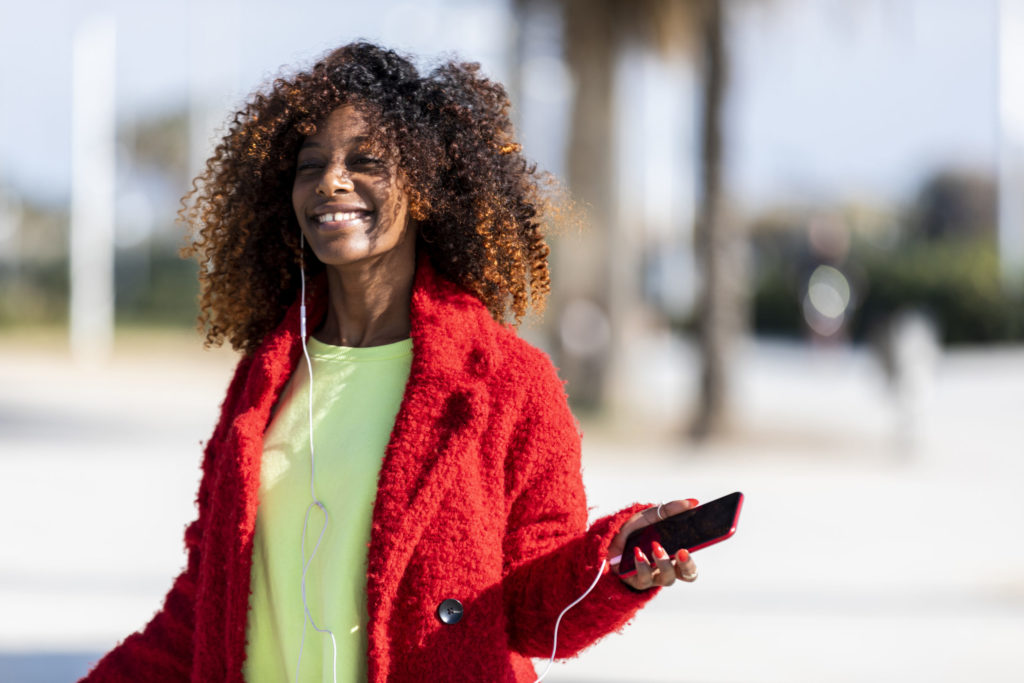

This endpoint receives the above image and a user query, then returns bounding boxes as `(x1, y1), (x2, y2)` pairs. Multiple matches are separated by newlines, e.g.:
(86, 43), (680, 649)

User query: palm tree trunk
(691, 0), (737, 439)
(557, 0), (618, 409)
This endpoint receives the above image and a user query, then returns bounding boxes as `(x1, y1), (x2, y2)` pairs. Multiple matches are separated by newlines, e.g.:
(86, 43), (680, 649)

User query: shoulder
(490, 322), (564, 392)
(412, 258), (567, 395)
(475, 317), (578, 446)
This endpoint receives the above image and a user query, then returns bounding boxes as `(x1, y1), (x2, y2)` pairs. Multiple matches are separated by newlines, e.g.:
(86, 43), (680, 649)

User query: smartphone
(617, 492), (744, 576)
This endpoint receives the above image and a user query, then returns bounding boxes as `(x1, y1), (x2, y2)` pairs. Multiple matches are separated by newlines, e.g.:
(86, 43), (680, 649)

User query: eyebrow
(298, 135), (371, 151)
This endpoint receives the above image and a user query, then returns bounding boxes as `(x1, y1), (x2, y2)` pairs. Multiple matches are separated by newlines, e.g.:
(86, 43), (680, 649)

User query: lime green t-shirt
(243, 337), (413, 683)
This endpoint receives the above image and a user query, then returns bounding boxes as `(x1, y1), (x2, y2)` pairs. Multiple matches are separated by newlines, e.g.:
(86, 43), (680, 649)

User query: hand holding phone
(616, 492), (744, 577)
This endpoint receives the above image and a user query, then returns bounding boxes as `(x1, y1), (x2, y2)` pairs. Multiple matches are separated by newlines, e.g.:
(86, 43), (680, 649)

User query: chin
(310, 246), (410, 270)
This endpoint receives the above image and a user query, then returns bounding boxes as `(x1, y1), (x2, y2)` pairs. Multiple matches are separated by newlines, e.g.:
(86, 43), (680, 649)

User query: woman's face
(292, 105), (416, 270)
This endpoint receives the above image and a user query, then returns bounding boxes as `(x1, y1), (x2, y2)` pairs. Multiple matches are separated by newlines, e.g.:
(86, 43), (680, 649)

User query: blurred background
(2, 0), (1022, 681)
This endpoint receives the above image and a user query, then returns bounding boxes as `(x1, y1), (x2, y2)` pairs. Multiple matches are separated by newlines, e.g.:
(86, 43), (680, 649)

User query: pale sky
(0, 0), (512, 206)
(729, 0), (997, 208)
(0, 0), (998, 210)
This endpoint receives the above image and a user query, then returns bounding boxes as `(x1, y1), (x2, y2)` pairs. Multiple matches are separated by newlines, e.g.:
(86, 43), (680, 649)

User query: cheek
(291, 182), (303, 216)
(383, 179), (411, 218)
(373, 180), (408, 227)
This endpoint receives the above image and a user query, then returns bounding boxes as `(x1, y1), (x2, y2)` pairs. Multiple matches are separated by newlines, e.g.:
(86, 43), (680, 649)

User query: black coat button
(436, 598), (464, 625)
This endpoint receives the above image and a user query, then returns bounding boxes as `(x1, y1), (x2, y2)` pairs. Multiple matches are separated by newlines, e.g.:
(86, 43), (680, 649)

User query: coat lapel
(201, 278), (328, 680)
(364, 259), (498, 663)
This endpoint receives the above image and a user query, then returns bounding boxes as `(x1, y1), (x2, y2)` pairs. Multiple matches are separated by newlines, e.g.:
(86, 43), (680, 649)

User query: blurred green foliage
(0, 251), (199, 329)
(753, 238), (1024, 344)
(0, 260), (69, 326)
(115, 251), (200, 327)
(854, 240), (1024, 343)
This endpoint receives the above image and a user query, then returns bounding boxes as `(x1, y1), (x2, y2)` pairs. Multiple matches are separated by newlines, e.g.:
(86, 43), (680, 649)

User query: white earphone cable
(532, 559), (608, 683)
(295, 236), (339, 683)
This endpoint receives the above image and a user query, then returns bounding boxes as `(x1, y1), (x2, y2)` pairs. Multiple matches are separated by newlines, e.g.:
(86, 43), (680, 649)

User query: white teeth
(315, 211), (366, 223)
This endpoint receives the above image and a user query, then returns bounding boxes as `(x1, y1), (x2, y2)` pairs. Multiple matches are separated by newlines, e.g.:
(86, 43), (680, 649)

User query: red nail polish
(676, 548), (690, 563)
(652, 541), (669, 560)
(634, 546), (649, 564)
(685, 498), (699, 507)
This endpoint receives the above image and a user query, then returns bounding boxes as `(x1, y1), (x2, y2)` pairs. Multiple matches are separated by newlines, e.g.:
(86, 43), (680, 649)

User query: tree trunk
(691, 0), (737, 439)
(556, 0), (618, 409)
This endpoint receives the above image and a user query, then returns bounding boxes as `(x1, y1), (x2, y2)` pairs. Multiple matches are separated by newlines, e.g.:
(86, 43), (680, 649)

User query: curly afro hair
(180, 41), (555, 354)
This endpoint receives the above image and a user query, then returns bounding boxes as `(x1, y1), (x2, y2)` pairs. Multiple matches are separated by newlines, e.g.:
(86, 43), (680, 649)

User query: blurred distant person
(81, 42), (702, 682)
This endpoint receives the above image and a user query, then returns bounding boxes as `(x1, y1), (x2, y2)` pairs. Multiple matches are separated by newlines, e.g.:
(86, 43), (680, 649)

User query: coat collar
(240, 254), (499, 419)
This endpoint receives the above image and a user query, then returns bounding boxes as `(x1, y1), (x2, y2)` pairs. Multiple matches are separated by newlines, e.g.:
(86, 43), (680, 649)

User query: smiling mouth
(312, 210), (372, 228)
(315, 210), (369, 224)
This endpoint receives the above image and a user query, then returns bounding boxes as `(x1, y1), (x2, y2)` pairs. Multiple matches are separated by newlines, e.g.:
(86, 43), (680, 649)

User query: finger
(655, 498), (700, 522)
(650, 542), (676, 587)
(607, 508), (660, 560)
(627, 546), (655, 590)
(674, 548), (698, 582)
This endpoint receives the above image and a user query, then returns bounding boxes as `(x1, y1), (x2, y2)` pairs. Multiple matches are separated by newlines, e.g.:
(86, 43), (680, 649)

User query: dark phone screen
(618, 492), (743, 574)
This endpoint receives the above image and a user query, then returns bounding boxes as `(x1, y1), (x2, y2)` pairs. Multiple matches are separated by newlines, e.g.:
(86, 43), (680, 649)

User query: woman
(83, 42), (699, 682)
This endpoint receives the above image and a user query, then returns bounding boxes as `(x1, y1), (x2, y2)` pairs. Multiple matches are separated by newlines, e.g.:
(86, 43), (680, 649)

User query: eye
(296, 159), (323, 172)
(351, 155), (383, 168)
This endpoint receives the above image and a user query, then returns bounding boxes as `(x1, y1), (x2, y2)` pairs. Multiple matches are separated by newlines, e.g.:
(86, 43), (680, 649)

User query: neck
(315, 253), (416, 348)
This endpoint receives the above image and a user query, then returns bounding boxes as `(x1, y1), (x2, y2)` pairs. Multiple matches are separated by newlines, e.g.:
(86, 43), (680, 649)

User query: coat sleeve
(79, 356), (253, 682)
(500, 357), (659, 659)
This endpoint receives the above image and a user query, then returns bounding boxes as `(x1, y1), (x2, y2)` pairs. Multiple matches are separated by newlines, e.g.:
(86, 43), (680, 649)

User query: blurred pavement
(1, 330), (1022, 682)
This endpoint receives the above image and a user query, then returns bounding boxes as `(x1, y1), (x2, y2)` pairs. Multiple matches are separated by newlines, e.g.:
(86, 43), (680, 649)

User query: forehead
(301, 105), (374, 147)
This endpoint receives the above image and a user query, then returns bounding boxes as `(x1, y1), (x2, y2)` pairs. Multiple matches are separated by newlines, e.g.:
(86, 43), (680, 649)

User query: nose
(315, 163), (354, 197)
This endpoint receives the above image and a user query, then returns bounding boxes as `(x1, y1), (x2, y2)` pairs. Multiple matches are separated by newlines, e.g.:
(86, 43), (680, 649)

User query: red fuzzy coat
(83, 260), (656, 682)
